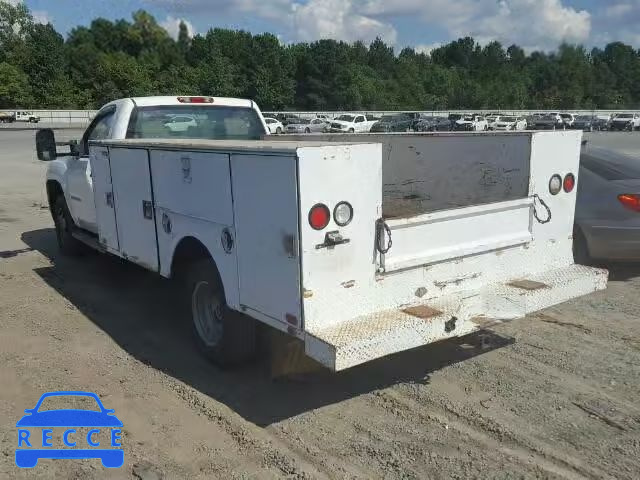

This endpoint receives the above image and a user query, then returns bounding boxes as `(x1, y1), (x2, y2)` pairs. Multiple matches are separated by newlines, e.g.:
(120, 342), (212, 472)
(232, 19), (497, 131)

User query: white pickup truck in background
(329, 113), (377, 133)
(36, 100), (607, 372)
(16, 111), (40, 123)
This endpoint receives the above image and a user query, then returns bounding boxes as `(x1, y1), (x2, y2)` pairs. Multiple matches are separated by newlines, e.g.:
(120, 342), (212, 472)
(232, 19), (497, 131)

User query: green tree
(0, 61), (31, 107)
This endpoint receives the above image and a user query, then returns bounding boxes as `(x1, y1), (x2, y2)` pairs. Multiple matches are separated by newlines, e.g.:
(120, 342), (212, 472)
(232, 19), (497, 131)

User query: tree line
(1, 1), (640, 111)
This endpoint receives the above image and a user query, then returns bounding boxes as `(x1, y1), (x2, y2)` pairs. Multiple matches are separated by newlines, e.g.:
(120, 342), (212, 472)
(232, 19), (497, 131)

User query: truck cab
(44, 96), (268, 238)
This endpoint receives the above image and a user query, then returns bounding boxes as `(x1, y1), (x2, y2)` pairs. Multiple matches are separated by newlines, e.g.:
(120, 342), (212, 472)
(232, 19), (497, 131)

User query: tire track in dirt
(372, 388), (612, 480)
(164, 377), (327, 479)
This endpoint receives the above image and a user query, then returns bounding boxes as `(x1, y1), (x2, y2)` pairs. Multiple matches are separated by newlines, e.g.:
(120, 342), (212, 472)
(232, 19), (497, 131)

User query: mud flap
(269, 329), (326, 380)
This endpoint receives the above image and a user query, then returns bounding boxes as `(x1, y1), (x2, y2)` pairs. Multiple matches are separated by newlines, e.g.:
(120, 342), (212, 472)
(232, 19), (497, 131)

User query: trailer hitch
(315, 231), (350, 249)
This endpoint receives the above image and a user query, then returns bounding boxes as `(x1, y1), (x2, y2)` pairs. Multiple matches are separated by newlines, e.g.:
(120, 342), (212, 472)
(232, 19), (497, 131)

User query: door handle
(142, 200), (153, 219)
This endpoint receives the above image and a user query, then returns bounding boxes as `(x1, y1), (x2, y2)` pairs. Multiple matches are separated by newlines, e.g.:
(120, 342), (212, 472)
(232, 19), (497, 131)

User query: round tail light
(549, 174), (562, 195)
(309, 204), (330, 230)
(563, 173), (575, 193)
(333, 201), (353, 226)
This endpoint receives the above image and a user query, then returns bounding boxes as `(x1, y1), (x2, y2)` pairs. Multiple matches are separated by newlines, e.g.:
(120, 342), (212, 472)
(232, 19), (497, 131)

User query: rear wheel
(305, 127), (311, 133)
(349, 128), (355, 133)
(53, 194), (84, 256)
(186, 260), (256, 367)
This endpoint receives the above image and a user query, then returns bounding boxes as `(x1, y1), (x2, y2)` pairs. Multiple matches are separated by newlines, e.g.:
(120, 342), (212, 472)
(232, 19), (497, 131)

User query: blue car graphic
(16, 391), (123, 468)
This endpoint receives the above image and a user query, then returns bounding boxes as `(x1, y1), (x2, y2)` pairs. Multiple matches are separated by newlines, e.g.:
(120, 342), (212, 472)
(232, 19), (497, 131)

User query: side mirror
(36, 129), (57, 161)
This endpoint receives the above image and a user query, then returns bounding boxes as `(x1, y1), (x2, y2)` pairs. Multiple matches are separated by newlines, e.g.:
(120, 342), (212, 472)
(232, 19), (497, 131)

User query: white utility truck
(37, 97), (607, 371)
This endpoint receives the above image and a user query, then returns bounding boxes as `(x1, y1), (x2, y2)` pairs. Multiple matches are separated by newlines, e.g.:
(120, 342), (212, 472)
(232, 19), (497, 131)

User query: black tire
(573, 227), (591, 266)
(53, 194), (84, 256)
(276, 127), (282, 134)
(305, 127), (310, 133)
(185, 260), (256, 367)
(348, 128), (355, 133)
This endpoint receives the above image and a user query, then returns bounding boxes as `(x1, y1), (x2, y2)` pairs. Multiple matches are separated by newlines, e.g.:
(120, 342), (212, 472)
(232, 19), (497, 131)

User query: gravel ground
(1, 129), (639, 479)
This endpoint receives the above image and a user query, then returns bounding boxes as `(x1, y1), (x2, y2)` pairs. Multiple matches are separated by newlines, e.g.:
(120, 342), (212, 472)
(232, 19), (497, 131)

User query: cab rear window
(126, 106), (265, 140)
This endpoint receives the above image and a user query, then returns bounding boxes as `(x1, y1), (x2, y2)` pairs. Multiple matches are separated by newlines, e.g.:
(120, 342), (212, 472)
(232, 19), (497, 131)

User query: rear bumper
(586, 225), (640, 260)
(610, 123), (632, 130)
(304, 264), (607, 371)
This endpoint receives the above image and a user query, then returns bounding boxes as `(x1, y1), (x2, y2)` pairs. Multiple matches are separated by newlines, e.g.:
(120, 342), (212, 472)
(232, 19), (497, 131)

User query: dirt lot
(1, 130), (639, 479)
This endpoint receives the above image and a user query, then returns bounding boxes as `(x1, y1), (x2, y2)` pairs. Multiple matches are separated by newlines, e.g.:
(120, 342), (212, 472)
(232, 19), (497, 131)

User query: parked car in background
(533, 113), (564, 130)
(574, 146), (640, 263)
(0, 111), (16, 123)
(370, 113), (414, 132)
(609, 113), (640, 131)
(16, 111), (40, 123)
(163, 114), (197, 133)
(453, 114), (488, 131)
(264, 117), (284, 134)
(486, 114), (501, 129)
(329, 113), (377, 133)
(414, 116), (451, 131)
(448, 113), (462, 129)
(493, 115), (527, 131)
(571, 115), (596, 131)
(286, 118), (328, 133)
(593, 114), (612, 131)
(287, 115), (307, 126)
(560, 113), (576, 128)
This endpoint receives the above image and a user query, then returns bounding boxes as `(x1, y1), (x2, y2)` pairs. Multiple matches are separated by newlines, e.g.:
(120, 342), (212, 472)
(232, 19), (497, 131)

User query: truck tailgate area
(306, 264), (608, 370)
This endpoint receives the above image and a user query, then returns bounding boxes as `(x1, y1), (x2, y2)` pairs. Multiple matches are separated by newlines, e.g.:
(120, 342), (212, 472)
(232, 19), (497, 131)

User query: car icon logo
(16, 391), (123, 468)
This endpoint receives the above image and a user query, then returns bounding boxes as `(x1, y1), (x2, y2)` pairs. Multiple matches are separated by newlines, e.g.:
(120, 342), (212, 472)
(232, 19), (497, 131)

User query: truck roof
(127, 96), (256, 108)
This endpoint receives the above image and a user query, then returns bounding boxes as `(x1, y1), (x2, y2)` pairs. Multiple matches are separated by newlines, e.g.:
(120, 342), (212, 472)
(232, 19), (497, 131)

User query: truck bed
(271, 133), (531, 219)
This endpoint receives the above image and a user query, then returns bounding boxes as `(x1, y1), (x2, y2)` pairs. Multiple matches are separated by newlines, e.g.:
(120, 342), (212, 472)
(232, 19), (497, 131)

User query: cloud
(593, 1), (640, 46)
(32, 10), (51, 25)
(292, 0), (396, 44)
(143, 0), (640, 50)
(415, 43), (441, 55)
(160, 15), (196, 39)
(362, 0), (590, 51)
(146, 0), (396, 44)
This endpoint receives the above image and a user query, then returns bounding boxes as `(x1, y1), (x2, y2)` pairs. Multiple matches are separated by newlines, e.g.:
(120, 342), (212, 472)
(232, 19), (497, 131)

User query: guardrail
(0, 110), (97, 126)
(1, 108), (638, 125)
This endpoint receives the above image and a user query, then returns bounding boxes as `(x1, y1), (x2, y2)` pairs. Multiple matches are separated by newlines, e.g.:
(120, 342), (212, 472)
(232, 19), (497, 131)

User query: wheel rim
(191, 281), (223, 347)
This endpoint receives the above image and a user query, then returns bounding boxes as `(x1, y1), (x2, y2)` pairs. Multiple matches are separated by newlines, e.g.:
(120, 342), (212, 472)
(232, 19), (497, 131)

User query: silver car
(286, 118), (329, 133)
(574, 146), (640, 263)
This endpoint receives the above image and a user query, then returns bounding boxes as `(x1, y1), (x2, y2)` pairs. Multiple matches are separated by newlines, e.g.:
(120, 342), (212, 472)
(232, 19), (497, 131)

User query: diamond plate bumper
(304, 264), (608, 371)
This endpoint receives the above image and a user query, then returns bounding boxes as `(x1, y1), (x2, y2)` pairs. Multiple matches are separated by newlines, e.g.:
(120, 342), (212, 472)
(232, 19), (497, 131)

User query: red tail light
(618, 194), (640, 212)
(177, 96), (214, 103)
(563, 173), (575, 192)
(309, 204), (330, 230)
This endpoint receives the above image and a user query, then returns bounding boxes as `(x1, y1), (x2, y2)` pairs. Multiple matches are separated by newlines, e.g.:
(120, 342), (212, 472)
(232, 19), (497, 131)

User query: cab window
(81, 108), (116, 155)
(126, 106), (266, 140)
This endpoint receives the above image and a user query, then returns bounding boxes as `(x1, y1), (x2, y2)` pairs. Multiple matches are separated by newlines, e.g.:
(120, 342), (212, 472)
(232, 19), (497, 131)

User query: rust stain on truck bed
(402, 305), (443, 320)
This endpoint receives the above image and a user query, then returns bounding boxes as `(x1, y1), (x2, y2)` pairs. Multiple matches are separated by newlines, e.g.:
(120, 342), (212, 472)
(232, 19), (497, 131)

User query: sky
(16, 0), (640, 52)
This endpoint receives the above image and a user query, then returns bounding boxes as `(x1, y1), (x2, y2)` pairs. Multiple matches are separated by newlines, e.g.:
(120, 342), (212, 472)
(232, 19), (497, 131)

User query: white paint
(89, 146), (119, 251)
(231, 152), (302, 327)
(382, 198), (533, 272)
(109, 148), (159, 271)
(78, 130), (605, 372)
